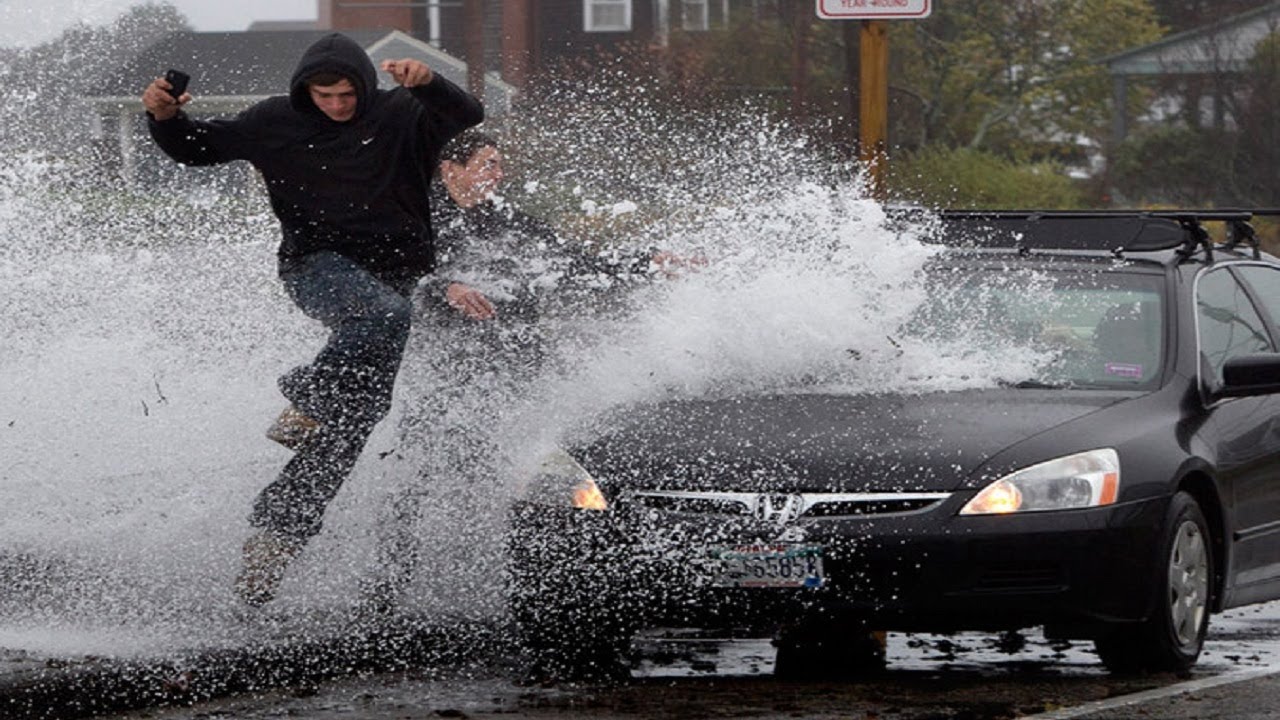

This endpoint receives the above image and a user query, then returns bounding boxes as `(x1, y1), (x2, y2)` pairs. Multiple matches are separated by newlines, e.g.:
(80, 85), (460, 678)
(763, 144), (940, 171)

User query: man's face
(444, 146), (505, 207)
(309, 78), (358, 122)
(462, 146), (505, 198)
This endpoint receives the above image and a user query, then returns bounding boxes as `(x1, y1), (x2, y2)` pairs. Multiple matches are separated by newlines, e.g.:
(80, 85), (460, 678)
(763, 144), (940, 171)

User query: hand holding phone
(164, 69), (190, 99)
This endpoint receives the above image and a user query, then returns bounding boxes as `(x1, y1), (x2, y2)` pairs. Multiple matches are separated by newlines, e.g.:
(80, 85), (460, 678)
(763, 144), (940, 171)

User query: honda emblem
(754, 494), (803, 525)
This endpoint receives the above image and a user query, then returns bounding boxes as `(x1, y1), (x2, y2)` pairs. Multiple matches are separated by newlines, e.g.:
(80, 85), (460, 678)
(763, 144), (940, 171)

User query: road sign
(816, 0), (932, 20)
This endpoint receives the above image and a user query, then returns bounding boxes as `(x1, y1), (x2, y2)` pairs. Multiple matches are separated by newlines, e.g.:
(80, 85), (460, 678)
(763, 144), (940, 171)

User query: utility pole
(859, 19), (888, 198)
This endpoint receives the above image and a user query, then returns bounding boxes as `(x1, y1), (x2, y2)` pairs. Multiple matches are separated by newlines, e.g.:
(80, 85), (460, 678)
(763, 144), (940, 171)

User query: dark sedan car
(508, 210), (1280, 679)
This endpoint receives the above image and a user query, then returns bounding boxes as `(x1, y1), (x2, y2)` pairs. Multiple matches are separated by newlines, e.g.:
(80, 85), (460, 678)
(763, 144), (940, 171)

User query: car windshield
(907, 260), (1165, 389)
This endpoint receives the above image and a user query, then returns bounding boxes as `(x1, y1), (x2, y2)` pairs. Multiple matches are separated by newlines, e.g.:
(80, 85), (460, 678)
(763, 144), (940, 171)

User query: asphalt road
(82, 601), (1280, 720)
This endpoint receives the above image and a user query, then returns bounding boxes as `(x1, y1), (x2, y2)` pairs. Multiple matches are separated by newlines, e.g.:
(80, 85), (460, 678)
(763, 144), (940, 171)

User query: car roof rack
(932, 209), (1279, 263)
(1219, 208), (1280, 259)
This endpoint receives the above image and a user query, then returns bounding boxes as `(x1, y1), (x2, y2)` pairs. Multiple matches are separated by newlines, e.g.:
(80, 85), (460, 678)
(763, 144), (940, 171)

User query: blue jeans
(251, 252), (414, 543)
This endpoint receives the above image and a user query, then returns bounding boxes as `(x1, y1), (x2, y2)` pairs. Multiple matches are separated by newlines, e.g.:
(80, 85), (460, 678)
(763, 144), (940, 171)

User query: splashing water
(0, 22), (1047, 663)
(0, 0), (139, 48)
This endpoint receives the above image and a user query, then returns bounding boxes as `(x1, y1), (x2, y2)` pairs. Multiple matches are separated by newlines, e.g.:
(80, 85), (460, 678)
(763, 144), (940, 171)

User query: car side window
(1233, 264), (1280, 335)
(1197, 267), (1274, 385)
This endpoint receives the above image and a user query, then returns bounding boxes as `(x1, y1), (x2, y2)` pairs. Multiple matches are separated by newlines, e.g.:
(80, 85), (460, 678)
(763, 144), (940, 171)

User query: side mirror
(1217, 354), (1280, 398)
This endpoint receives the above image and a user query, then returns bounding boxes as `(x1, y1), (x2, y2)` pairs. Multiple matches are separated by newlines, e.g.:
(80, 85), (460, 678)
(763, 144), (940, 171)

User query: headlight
(518, 448), (609, 510)
(959, 448), (1119, 515)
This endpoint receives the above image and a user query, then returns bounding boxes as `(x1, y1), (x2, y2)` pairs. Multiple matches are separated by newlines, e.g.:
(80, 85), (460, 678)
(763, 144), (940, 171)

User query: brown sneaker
(265, 405), (320, 450)
(235, 530), (302, 606)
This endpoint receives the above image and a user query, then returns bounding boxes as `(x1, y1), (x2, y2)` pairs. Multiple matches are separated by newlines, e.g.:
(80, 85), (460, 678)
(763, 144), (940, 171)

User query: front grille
(633, 494), (753, 516)
(806, 497), (943, 516)
(628, 491), (950, 520)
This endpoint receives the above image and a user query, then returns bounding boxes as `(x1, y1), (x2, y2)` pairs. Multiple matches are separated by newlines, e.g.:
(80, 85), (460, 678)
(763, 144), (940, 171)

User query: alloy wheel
(1167, 519), (1209, 648)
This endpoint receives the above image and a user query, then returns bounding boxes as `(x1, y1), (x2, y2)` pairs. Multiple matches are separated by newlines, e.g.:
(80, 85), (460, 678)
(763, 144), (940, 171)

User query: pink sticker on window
(1105, 362), (1143, 379)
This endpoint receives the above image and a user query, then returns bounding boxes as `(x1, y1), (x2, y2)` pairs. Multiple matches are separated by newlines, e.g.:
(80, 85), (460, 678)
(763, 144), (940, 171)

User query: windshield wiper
(998, 378), (1070, 389)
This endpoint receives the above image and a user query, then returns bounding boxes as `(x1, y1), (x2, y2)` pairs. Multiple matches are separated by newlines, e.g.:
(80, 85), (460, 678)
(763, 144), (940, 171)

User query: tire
(509, 587), (633, 682)
(1094, 491), (1212, 675)
(506, 513), (634, 682)
(774, 619), (887, 680)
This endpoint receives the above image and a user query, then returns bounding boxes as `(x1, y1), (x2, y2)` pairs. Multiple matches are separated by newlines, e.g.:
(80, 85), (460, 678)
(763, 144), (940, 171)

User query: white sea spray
(0, 14), (1051, 659)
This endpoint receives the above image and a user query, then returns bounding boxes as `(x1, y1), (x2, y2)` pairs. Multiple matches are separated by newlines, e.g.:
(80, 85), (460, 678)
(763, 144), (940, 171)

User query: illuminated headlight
(519, 448), (609, 510)
(959, 449), (1119, 515)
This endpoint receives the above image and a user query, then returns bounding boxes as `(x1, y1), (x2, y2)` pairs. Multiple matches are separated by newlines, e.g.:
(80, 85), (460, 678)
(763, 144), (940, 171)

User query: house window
(683, 0), (709, 31)
(585, 0), (631, 32)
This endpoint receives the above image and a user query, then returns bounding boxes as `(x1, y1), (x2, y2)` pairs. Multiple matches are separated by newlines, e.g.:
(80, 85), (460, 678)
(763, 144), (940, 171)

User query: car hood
(575, 388), (1126, 494)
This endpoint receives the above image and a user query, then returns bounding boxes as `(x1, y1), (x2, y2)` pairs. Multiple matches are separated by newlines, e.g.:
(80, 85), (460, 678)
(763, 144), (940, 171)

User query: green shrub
(1107, 126), (1234, 207)
(886, 145), (1086, 209)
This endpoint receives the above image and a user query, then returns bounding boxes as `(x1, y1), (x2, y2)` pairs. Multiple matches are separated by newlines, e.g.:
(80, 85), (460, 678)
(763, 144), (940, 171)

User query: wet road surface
(94, 601), (1280, 720)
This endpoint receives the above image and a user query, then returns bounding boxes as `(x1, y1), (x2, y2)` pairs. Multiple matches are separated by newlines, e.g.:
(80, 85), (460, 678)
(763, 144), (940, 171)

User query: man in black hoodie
(140, 33), (483, 605)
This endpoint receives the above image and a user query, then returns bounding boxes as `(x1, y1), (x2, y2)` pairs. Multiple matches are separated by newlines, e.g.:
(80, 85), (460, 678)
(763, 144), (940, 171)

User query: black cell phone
(164, 69), (190, 99)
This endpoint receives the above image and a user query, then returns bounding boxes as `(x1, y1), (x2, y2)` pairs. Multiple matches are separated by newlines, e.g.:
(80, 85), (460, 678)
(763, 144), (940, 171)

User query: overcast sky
(168, 0), (316, 31)
(0, 0), (317, 47)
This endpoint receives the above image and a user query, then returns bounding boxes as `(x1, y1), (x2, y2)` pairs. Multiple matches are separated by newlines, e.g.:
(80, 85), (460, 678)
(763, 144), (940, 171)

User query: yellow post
(859, 19), (889, 200)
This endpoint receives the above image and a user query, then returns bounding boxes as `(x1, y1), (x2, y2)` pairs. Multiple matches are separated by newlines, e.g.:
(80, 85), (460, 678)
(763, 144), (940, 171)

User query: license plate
(711, 544), (825, 589)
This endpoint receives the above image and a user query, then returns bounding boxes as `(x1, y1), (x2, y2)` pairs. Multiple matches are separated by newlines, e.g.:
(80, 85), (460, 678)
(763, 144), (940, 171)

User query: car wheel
(1094, 491), (1212, 675)
(507, 521), (634, 682)
(773, 619), (887, 680)
(509, 589), (633, 682)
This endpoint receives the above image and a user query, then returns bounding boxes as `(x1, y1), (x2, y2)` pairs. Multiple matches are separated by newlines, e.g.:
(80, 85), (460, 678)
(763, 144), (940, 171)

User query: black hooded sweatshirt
(148, 33), (484, 282)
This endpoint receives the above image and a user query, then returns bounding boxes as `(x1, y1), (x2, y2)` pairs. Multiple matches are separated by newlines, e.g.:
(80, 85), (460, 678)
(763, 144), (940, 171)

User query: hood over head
(289, 33), (379, 119)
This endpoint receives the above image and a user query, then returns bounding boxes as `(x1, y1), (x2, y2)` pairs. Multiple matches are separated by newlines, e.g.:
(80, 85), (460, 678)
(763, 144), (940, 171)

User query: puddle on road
(632, 599), (1280, 680)
(83, 601), (1280, 720)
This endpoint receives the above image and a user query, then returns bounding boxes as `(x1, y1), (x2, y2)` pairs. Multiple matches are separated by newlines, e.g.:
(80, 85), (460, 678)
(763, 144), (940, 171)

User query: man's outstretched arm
(141, 73), (247, 167)
(382, 59), (485, 138)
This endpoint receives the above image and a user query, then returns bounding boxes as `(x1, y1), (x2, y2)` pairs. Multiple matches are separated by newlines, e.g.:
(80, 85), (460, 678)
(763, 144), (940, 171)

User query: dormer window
(585, 0), (631, 32)
(683, 0), (709, 31)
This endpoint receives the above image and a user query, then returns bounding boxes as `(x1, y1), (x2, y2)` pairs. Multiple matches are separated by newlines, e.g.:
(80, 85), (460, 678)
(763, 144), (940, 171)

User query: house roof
(91, 29), (515, 114)
(94, 30), (390, 98)
(1102, 1), (1280, 75)
(365, 31), (514, 112)
(246, 21), (323, 32)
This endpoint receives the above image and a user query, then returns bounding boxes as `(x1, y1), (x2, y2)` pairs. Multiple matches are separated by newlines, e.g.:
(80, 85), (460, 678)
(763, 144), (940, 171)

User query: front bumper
(508, 493), (1169, 636)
